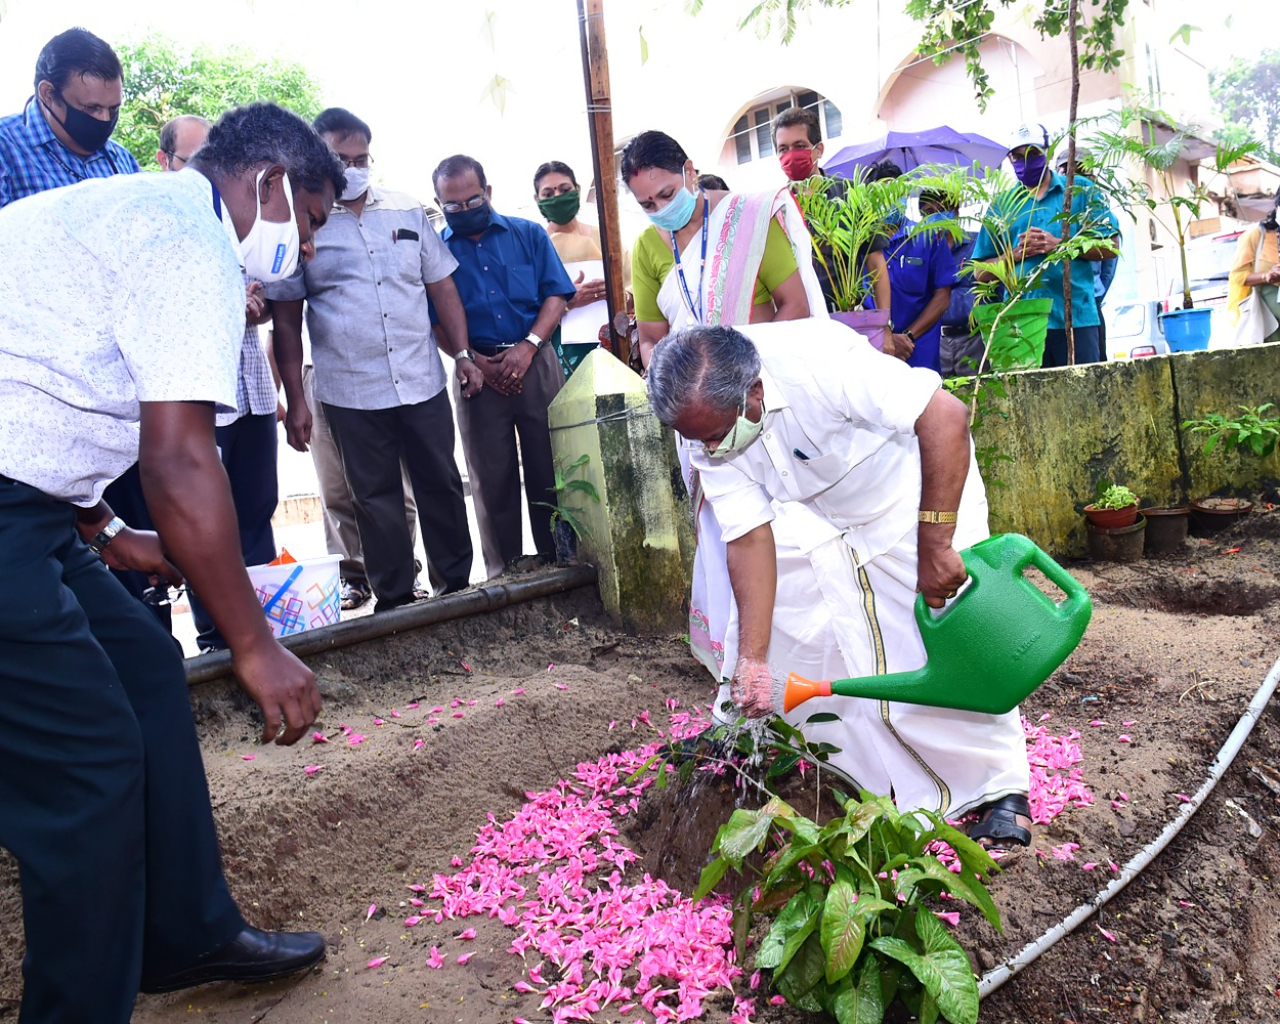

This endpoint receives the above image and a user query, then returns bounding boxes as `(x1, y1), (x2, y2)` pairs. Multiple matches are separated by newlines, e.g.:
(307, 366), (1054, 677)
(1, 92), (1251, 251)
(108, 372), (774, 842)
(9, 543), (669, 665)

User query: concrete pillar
(547, 349), (694, 633)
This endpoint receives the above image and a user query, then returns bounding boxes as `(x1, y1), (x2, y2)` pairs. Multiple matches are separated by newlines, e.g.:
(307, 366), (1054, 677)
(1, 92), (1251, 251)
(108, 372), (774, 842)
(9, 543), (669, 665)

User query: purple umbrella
(822, 126), (1009, 179)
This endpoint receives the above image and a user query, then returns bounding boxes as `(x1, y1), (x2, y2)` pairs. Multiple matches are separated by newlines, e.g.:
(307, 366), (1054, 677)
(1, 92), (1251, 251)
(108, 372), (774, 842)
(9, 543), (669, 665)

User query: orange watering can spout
(783, 673), (832, 713)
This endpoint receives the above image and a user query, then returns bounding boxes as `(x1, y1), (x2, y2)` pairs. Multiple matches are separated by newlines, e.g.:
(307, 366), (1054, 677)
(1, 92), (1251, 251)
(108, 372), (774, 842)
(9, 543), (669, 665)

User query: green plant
(534, 453), (601, 540)
(942, 372), (1013, 489)
(1182, 404), (1280, 459)
(795, 167), (967, 312)
(1091, 482), (1139, 510)
(696, 789), (1000, 1024)
(632, 716), (1000, 1024)
(1088, 106), (1259, 310)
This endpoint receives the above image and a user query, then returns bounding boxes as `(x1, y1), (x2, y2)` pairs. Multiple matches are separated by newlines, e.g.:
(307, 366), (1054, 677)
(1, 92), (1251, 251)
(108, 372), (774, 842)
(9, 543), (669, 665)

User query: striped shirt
(0, 97), (139, 208)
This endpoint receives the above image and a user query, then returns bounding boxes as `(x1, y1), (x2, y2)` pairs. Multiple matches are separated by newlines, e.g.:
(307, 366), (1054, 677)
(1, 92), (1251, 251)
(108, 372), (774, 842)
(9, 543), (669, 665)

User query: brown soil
(0, 514), (1278, 1024)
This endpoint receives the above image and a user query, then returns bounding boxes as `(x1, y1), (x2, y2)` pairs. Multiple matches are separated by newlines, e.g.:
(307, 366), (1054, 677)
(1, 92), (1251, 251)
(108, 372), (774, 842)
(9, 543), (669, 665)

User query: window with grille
(728, 90), (843, 165)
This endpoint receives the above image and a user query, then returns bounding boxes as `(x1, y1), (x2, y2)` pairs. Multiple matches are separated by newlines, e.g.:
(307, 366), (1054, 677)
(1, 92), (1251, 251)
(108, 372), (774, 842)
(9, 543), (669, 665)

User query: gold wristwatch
(917, 510), (958, 524)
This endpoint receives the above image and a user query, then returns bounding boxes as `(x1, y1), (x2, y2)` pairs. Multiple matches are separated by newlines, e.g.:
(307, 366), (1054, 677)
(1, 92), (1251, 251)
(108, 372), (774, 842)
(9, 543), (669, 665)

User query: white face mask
(221, 166), (301, 283)
(340, 166), (370, 201)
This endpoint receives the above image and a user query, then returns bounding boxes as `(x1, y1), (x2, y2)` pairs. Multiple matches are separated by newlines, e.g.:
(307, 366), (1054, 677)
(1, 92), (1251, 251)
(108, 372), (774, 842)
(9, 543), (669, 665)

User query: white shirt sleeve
(110, 203), (242, 409)
(421, 214), (460, 285)
(690, 451), (776, 544)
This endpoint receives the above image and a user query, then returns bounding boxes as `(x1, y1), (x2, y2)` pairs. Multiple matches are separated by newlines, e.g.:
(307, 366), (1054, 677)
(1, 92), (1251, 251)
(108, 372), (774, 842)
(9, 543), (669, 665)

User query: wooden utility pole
(577, 0), (631, 365)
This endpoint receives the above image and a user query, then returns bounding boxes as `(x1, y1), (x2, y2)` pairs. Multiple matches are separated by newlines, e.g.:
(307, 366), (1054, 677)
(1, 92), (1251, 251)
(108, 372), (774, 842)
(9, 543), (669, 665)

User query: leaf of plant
(755, 890), (816, 970)
(805, 712), (841, 724)
(820, 880), (866, 984)
(717, 808), (775, 868)
(764, 843), (818, 888)
(624, 753), (661, 784)
(870, 925), (979, 1024)
(638, 25), (649, 64)
(895, 856), (999, 932)
(776, 931), (827, 1009)
(832, 953), (887, 1024)
(692, 856), (730, 901)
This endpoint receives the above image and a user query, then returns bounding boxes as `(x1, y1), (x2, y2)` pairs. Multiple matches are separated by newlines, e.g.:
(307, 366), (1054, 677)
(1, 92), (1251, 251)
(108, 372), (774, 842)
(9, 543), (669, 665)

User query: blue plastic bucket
(1159, 307), (1212, 352)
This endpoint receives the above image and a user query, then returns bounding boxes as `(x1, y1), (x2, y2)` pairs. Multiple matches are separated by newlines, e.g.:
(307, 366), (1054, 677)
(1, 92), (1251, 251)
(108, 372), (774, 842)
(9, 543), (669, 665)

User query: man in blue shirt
(433, 155), (576, 577)
(0, 28), (138, 207)
(971, 123), (1119, 367)
(920, 189), (984, 376)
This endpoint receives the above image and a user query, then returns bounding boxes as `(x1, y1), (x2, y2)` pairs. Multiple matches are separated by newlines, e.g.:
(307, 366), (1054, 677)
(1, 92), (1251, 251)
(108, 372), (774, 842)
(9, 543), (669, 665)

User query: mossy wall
(976, 346), (1280, 557)
(548, 350), (694, 634)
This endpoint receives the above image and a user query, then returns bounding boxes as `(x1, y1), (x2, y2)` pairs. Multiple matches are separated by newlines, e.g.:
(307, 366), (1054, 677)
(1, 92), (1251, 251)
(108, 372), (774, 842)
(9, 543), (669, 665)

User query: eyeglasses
(440, 194), (488, 215)
(165, 151), (192, 168)
(338, 154), (373, 169)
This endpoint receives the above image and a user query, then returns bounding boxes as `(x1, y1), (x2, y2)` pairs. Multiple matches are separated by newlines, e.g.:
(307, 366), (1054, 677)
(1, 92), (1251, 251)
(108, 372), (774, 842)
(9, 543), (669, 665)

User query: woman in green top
(622, 131), (821, 367)
(621, 130), (826, 686)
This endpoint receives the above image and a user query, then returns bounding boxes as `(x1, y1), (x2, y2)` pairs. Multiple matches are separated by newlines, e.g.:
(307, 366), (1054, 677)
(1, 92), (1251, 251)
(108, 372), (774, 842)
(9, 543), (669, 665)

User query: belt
(940, 326), (972, 337)
(469, 341), (523, 357)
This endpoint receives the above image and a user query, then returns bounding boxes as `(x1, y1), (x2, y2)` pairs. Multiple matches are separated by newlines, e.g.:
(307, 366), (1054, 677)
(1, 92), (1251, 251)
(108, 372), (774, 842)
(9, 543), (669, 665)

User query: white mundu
(692, 318), (1030, 817)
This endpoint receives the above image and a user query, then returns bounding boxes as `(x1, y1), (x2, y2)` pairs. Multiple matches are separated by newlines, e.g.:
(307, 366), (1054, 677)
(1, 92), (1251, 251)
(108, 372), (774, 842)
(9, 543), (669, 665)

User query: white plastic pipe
(978, 652), (1280, 998)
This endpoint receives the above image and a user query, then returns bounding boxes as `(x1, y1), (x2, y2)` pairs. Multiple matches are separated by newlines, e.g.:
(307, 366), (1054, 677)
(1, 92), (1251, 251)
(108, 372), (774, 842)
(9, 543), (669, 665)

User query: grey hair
(646, 325), (761, 426)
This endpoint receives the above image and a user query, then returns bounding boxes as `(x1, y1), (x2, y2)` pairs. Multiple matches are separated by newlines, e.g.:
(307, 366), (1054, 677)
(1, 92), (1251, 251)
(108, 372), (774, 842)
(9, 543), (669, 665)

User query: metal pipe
(184, 565), (598, 687)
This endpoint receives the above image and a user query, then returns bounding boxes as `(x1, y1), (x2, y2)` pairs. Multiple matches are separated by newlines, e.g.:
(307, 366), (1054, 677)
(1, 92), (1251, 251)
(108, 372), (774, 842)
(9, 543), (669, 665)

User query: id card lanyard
(668, 190), (709, 325)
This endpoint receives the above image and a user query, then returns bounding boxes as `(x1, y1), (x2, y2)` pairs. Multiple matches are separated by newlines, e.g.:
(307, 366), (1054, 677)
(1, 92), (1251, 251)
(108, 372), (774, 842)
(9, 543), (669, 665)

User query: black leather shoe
(140, 926), (326, 993)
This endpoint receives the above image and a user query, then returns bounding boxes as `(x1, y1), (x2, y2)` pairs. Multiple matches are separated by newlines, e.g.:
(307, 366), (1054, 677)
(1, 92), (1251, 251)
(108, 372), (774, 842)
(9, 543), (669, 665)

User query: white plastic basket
(246, 554), (342, 638)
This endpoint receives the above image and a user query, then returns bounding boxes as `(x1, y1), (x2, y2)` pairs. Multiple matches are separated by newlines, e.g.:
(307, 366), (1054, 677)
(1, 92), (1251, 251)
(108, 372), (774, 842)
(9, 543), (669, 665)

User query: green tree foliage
(114, 36), (325, 169)
(1210, 52), (1280, 163)
(905, 0), (1128, 110)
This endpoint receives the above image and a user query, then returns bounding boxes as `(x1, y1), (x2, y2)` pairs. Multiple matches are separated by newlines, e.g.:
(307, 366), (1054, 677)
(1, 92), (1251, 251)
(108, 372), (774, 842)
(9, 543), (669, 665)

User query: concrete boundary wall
(976, 346), (1280, 557)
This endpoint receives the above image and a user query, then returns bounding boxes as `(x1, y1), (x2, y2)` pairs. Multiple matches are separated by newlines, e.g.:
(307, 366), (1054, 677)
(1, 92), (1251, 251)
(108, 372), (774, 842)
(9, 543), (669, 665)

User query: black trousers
(455, 344), (564, 578)
(189, 412), (279, 650)
(102, 464), (173, 635)
(1043, 325), (1102, 367)
(323, 390), (472, 608)
(0, 476), (243, 1022)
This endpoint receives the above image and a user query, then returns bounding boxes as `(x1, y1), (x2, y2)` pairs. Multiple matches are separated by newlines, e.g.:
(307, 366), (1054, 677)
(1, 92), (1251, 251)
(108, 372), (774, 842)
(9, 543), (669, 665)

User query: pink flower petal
(554, 683), (568, 690)
(511, 687), (525, 695)
(413, 738), (424, 750)
(452, 711), (465, 719)
(365, 903), (377, 921)
(936, 911), (961, 926)
(303, 764), (324, 776)
(1089, 720), (1106, 727)
(495, 699), (505, 708)
(404, 915), (422, 927)
(240, 754), (256, 761)
(430, 706), (444, 714)
(1097, 925), (1117, 943)
(349, 733), (367, 746)
(457, 951), (475, 965)
(1038, 712), (1051, 721)
(1082, 862), (1097, 871)
(367, 956), (388, 968)
(457, 927), (476, 940)
(312, 731), (329, 743)
(547, 663), (555, 672)
(1175, 793), (1191, 803)
(426, 946), (444, 969)
(460, 660), (472, 673)
(1122, 720), (1135, 727)
(373, 717), (385, 726)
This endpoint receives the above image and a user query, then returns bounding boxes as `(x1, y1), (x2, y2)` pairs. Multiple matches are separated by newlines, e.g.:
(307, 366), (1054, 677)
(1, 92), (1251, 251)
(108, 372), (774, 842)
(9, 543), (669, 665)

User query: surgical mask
(647, 180), (697, 233)
(537, 189), (581, 225)
(1011, 151), (1048, 189)
(340, 166), (370, 201)
(445, 202), (492, 236)
(779, 149), (817, 181)
(708, 393), (765, 459)
(220, 167), (301, 284)
(44, 92), (117, 153)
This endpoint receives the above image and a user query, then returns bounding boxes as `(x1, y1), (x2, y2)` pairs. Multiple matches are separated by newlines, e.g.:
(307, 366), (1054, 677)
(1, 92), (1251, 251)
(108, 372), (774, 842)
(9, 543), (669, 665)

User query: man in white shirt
(0, 103), (339, 1021)
(647, 319), (1032, 850)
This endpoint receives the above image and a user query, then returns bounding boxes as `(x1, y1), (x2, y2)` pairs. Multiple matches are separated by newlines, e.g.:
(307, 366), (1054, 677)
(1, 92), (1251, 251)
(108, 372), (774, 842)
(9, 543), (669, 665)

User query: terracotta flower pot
(1084, 502), (1139, 530)
(1087, 514), (1146, 563)
(831, 308), (891, 352)
(1190, 497), (1254, 534)
(1142, 506), (1190, 556)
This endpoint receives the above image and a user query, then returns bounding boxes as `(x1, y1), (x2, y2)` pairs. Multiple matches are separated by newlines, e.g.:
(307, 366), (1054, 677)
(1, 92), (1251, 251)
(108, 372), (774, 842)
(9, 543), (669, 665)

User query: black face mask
(444, 203), (492, 236)
(44, 91), (118, 153)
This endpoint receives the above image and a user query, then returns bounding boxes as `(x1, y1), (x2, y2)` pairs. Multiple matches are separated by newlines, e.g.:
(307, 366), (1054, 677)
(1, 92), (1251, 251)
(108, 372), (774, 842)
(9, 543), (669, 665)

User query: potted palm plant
(795, 166), (965, 351)
(1090, 106), (1258, 351)
(962, 168), (1119, 371)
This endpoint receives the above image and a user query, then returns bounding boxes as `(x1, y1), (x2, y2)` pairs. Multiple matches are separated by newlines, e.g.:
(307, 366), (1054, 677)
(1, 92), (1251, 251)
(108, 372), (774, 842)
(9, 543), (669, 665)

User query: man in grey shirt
(270, 108), (482, 611)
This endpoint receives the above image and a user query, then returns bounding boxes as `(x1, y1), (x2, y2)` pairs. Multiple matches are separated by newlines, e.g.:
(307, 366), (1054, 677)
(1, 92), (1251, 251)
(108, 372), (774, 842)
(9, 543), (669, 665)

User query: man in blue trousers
(0, 103), (337, 1022)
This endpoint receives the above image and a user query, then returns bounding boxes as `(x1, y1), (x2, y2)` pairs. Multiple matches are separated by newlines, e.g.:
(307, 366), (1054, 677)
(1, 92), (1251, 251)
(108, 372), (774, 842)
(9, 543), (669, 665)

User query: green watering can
(783, 533), (1092, 716)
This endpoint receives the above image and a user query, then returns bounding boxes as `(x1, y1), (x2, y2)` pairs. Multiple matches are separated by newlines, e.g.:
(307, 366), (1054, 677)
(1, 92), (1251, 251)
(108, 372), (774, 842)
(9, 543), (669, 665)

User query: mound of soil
(0, 514), (1276, 1023)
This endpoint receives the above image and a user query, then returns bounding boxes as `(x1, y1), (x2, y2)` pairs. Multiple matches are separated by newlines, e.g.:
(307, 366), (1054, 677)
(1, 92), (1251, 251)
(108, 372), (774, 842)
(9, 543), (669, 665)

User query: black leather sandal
(968, 794), (1033, 851)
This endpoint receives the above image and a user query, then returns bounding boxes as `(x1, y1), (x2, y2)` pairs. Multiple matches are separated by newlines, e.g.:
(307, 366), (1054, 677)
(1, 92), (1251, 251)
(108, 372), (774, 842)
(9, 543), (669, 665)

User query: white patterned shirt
(0, 168), (242, 504)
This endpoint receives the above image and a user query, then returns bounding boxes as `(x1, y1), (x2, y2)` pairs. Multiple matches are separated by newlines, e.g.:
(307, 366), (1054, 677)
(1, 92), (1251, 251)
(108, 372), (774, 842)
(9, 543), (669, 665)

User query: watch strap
(524, 331), (543, 349)
(88, 515), (126, 554)
(918, 510), (958, 524)
(904, 328), (916, 342)
(453, 349), (474, 362)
